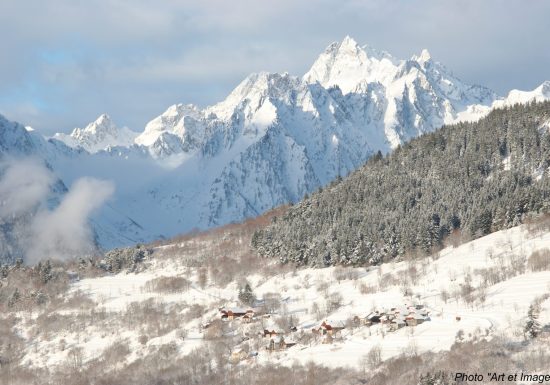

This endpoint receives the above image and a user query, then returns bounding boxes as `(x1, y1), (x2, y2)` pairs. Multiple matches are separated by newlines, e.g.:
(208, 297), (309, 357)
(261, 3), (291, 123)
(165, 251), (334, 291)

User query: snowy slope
(2, 37), (550, 252)
(15, 222), (550, 371)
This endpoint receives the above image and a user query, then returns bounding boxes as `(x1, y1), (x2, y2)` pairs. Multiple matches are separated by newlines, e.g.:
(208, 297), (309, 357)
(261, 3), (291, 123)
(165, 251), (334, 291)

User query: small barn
(405, 313), (426, 326)
(220, 307), (254, 320)
(366, 311), (382, 324)
(317, 320), (345, 336)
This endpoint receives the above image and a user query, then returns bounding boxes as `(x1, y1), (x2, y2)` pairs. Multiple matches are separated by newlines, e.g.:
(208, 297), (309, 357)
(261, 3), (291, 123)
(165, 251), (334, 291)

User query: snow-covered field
(13, 223), (550, 372)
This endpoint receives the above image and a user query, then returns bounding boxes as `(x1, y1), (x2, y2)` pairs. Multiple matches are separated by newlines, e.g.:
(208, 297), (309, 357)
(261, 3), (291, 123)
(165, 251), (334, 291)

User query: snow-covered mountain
(2, 36), (550, 255)
(54, 114), (138, 153)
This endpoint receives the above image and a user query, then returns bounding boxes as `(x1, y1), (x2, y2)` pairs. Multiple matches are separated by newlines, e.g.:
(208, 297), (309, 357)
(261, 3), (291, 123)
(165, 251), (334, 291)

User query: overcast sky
(1, 0), (549, 134)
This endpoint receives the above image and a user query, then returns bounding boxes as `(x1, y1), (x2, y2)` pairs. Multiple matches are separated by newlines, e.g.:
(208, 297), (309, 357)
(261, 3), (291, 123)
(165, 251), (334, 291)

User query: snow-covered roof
(323, 320), (346, 329)
(221, 307), (253, 314)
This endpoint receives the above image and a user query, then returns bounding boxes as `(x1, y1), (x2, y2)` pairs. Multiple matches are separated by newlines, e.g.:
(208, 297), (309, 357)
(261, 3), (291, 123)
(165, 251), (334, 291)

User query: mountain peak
(419, 49), (431, 63)
(52, 114), (137, 153)
(84, 114), (116, 135)
(339, 35), (360, 50)
(304, 37), (399, 93)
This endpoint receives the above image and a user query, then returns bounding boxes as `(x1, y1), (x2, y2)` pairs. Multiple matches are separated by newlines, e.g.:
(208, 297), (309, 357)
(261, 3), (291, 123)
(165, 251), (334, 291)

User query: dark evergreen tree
(524, 303), (541, 339)
(238, 283), (256, 306)
(253, 102), (550, 267)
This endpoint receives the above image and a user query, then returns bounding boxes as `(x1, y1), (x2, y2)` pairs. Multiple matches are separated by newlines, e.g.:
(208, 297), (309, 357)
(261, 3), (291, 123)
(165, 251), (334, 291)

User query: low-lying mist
(0, 158), (114, 263)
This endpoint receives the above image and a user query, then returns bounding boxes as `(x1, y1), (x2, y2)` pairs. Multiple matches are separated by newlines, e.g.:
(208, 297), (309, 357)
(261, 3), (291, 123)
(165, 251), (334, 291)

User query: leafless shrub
(100, 340), (130, 369)
(525, 213), (550, 237)
(476, 266), (506, 286)
(315, 279), (330, 296)
(528, 249), (550, 272)
(176, 328), (187, 341)
(460, 282), (475, 307)
(332, 266), (359, 282)
(311, 301), (323, 321)
(67, 347), (84, 372)
(262, 292), (282, 314)
(378, 272), (399, 290)
(58, 291), (96, 311)
(440, 289), (449, 304)
(406, 263), (418, 285)
(364, 345), (382, 369)
(34, 312), (76, 337)
(359, 282), (376, 294)
(198, 267), (208, 289)
(144, 275), (190, 293)
(275, 314), (298, 333)
(326, 292), (343, 313)
(204, 319), (224, 340)
(519, 346), (550, 372)
(184, 304), (205, 322)
(123, 299), (180, 337)
(445, 229), (465, 248)
(402, 339), (418, 357)
(138, 334), (148, 346)
(509, 253), (527, 275)
(157, 342), (178, 360)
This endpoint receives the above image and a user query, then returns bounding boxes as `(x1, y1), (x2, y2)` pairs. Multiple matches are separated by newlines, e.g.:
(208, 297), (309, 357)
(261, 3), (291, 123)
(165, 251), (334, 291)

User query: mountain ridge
(2, 37), (550, 260)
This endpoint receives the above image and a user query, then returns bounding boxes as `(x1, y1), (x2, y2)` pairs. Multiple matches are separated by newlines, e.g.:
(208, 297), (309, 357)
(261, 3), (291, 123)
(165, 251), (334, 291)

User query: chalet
(366, 311), (382, 324)
(314, 320), (345, 336)
(266, 336), (296, 351)
(263, 329), (280, 338)
(405, 313), (426, 327)
(220, 307), (254, 320)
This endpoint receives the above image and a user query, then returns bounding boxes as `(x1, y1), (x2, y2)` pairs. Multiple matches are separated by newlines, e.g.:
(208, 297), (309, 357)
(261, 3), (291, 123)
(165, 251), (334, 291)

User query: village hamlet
(213, 301), (432, 363)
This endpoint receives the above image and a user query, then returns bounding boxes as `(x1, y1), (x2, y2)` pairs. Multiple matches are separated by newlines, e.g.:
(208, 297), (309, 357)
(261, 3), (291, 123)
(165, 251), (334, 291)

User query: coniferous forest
(252, 102), (550, 266)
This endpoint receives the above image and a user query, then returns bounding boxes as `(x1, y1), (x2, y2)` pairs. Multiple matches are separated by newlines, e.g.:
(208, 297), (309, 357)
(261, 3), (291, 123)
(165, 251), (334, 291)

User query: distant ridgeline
(252, 102), (550, 266)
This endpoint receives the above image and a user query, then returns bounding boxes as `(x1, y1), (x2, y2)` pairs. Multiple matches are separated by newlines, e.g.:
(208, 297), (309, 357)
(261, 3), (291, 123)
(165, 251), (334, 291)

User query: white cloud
(0, 158), (114, 263)
(0, 158), (54, 217)
(26, 177), (114, 263)
(0, 0), (549, 134)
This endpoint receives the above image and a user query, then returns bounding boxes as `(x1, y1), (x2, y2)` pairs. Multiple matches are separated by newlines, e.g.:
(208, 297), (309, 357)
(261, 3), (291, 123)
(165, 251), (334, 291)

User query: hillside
(1, 213), (550, 384)
(252, 102), (550, 266)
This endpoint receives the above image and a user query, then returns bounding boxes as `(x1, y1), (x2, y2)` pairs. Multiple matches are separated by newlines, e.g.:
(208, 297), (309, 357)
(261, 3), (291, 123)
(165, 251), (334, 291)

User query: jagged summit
(78, 114), (117, 137)
(54, 114), (138, 153)
(135, 104), (201, 147)
(304, 37), (399, 93)
(412, 48), (432, 64)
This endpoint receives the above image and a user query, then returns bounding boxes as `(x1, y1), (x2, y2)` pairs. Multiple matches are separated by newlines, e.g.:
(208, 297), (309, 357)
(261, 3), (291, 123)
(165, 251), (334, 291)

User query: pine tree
(238, 283), (256, 306)
(40, 260), (53, 284)
(524, 303), (541, 339)
(8, 288), (20, 308)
